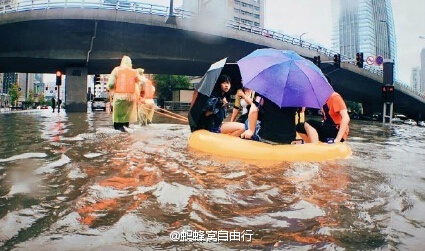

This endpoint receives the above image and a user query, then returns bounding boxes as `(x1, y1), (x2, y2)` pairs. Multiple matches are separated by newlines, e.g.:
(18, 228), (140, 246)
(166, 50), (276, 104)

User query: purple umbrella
(237, 48), (334, 109)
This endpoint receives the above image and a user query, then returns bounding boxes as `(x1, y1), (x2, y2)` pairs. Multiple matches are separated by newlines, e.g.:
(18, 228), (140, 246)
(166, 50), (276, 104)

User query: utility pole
(165, 0), (177, 25)
(56, 71), (62, 113)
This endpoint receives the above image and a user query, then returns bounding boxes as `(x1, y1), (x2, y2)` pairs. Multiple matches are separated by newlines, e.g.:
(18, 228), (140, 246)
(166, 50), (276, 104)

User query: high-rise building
(88, 74), (109, 99)
(0, 73), (3, 93)
(183, 0), (265, 27)
(0, 72), (45, 106)
(331, 0), (396, 74)
(32, 73), (44, 97)
(2, 73), (17, 94)
(411, 67), (421, 93)
(421, 49), (425, 93)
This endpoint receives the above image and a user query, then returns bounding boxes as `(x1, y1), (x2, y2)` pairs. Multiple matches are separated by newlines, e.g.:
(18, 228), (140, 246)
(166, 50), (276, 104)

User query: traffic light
(356, 52), (364, 68)
(381, 84), (395, 103)
(56, 71), (62, 86)
(381, 85), (387, 102)
(313, 56), (321, 67)
(387, 85), (394, 102)
(94, 74), (101, 85)
(333, 54), (341, 67)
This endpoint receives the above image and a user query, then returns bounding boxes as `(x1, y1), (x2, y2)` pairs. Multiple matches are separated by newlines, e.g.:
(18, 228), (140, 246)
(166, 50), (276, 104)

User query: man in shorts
(296, 92), (350, 143)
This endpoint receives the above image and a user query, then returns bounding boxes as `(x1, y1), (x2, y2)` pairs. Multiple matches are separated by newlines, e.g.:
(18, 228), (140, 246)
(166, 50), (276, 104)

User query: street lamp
(299, 32), (308, 46)
(165, 0), (177, 25)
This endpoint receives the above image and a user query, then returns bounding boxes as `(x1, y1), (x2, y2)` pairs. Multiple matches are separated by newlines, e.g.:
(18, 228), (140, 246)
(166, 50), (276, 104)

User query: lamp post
(165, 0), (177, 24)
(299, 32), (308, 46)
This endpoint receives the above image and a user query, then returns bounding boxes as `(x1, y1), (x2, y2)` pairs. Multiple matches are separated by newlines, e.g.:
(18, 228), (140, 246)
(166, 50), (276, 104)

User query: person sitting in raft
(296, 91), (350, 143)
(230, 87), (255, 123)
(196, 75), (231, 132)
(220, 87), (255, 136)
(238, 93), (297, 144)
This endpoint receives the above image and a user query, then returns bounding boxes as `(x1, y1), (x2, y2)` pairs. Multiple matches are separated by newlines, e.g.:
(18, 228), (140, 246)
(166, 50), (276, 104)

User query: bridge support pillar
(361, 102), (374, 116)
(65, 67), (88, 112)
(382, 102), (394, 125)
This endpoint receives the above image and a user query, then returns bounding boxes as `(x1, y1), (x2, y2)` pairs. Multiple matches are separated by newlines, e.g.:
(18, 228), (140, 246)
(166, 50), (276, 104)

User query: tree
(38, 92), (45, 105)
(153, 74), (191, 101)
(8, 83), (20, 106)
(27, 90), (35, 107)
(346, 101), (363, 114)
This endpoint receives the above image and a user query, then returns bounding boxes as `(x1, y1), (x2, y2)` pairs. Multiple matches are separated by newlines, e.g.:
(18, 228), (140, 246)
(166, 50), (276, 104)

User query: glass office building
(331, 0), (396, 74)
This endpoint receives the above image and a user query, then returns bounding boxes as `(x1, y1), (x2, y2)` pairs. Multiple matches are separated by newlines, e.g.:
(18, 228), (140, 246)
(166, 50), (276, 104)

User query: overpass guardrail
(0, 0), (195, 18)
(1, 0), (424, 100)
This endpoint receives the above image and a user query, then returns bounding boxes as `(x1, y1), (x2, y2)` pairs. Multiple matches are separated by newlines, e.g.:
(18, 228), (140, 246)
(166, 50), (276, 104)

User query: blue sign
(375, 55), (384, 66)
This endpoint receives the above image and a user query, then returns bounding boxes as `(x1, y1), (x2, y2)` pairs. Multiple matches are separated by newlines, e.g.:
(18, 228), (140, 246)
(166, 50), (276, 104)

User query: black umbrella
(188, 58), (242, 131)
(196, 58), (242, 97)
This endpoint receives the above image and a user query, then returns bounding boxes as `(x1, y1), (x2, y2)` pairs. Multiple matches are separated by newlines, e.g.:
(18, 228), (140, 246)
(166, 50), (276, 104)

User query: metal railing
(0, 0), (195, 18)
(226, 20), (340, 59)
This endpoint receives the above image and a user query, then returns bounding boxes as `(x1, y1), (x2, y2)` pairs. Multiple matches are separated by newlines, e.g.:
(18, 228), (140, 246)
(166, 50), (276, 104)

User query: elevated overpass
(0, 0), (424, 117)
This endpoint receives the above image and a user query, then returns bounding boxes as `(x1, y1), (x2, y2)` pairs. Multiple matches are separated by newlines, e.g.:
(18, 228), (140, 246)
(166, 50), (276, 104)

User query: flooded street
(1, 110), (425, 250)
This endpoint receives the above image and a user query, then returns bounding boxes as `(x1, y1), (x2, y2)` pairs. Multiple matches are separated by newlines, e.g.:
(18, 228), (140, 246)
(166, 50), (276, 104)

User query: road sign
(375, 55), (384, 66)
(366, 56), (375, 65)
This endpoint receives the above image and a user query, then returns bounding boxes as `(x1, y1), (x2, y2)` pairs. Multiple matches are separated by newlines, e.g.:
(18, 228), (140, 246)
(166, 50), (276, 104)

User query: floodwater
(0, 109), (425, 251)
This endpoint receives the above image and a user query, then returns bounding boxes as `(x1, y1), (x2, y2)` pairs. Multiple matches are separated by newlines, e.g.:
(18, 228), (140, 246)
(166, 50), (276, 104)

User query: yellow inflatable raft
(188, 130), (352, 162)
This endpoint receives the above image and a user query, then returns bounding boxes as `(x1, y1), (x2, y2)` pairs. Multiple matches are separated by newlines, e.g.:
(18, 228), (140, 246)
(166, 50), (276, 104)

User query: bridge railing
(0, 0), (195, 18)
(226, 19), (340, 58)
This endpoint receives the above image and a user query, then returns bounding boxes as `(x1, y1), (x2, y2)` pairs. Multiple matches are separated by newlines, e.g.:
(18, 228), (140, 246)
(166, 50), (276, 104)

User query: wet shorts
(296, 120), (344, 143)
(244, 119), (261, 138)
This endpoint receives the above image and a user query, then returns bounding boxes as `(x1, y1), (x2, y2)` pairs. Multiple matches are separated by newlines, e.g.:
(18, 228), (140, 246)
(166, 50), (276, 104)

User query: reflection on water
(1, 110), (425, 250)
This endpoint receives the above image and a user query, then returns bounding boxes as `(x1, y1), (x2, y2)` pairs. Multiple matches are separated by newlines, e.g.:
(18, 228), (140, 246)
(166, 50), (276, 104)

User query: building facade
(1, 72), (17, 94)
(90, 74), (109, 99)
(411, 67), (421, 93)
(331, 0), (396, 75)
(421, 48), (425, 94)
(1, 72), (44, 95)
(39, 74), (64, 105)
(183, 0), (265, 27)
